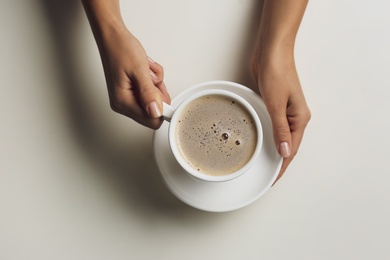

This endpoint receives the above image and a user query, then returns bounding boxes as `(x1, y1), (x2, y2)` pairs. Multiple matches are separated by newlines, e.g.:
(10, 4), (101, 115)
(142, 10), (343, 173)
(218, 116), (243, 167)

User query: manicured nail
(279, 142), (291, 158)
(150, 70), (158, 79)
(147, 101), (161, 118)
(147, 57), (155, 63)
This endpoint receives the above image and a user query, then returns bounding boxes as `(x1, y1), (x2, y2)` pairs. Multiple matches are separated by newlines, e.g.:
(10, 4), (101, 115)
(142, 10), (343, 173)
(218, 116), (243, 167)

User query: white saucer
(153, 81), (282, 212)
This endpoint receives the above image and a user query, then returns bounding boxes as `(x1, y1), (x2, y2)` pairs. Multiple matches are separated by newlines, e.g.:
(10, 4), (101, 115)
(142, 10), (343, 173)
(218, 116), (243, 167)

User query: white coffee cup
(161, 88), (263, 182)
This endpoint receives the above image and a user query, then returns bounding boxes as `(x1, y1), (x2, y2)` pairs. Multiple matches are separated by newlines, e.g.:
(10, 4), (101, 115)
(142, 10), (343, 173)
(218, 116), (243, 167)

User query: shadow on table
(39, 0), (263, 220)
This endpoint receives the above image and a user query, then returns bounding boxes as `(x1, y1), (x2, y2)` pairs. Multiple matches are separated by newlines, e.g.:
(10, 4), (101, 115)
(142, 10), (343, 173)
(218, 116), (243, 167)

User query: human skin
(252, 0), (311, 182)
(82, 0), (311, 183)
(81, 0), (170, 130)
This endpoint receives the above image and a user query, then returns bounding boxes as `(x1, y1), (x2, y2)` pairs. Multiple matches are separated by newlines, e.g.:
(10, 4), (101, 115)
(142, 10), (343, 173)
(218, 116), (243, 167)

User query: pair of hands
(99, 26), (310, 182)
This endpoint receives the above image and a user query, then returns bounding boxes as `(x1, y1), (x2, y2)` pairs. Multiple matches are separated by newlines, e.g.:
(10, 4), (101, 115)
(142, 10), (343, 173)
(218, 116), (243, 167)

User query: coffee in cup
(175, 94), (257, 176)
(162, 89), (262, 182)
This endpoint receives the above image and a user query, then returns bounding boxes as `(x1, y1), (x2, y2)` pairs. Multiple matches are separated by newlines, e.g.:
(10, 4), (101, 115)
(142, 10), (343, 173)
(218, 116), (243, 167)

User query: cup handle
(162, 102), (174, 122)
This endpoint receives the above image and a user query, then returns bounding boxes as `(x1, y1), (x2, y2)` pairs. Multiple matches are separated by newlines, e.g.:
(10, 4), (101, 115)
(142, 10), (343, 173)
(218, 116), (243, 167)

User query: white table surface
(1, 0), (389, 259)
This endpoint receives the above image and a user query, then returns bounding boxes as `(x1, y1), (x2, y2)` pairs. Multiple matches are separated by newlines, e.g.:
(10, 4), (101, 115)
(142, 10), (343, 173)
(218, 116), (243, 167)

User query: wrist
(257, 34), (295, 61)
(254, 43), (295, 74)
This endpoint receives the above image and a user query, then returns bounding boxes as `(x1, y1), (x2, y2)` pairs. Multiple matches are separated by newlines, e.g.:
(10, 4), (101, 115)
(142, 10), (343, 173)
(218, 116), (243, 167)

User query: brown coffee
(175, 95), (257, 176)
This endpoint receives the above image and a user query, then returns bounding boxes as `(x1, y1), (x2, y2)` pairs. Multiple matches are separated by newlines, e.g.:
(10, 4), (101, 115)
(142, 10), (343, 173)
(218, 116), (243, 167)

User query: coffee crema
(175, 95), (258, 176)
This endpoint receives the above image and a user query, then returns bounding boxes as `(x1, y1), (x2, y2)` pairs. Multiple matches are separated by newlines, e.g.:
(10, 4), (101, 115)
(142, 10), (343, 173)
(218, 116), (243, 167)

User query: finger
(290, 126), (305, 157)
(273, 156), (293, 185)
(148, 57), (164, 85)
(111, 86), (163, 129)
(268, 106), (292, 159)
(133, 66), (164, 120)
(148, 68), (170, 103)
(272, 123), (306, 185)
(156, 81), (171, 104)
(148, 57), (170, 104)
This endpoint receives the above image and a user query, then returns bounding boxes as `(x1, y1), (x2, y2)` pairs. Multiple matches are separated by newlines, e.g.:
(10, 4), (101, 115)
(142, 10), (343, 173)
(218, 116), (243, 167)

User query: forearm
(257, 0), (308, 62)
(81, 0), (126, 41)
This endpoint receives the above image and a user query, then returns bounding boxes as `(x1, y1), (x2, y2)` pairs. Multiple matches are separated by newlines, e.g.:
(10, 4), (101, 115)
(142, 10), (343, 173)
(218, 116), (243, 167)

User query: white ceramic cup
(162, 88), (263, 182)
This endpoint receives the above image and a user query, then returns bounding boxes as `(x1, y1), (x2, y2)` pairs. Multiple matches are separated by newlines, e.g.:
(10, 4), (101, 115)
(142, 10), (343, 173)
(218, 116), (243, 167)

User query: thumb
(137, 72), (163, 119)
(270, 109), (292, 158)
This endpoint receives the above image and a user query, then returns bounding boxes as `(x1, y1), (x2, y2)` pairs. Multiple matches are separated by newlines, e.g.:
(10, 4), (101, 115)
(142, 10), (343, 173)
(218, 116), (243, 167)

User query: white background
(1, 0), (389, 259)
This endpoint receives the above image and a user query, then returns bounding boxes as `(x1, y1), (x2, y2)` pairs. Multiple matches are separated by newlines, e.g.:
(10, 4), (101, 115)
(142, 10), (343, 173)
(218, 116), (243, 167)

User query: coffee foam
(175, 95), (257, 176)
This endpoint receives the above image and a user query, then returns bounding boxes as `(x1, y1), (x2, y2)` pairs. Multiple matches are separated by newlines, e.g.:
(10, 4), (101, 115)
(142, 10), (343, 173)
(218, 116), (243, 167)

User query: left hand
(252, 50), (311, 183)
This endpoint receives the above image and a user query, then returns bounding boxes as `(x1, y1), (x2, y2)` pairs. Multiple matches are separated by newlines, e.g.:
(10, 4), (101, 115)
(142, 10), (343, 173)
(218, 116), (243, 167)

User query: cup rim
(168, 88), (263, 182)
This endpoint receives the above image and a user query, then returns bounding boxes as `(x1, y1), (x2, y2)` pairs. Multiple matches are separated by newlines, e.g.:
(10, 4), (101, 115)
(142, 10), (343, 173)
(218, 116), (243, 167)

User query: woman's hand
(98, 26), (170, 129)
(253, 51), (311, 183)
(82, 0), (170, 129)
(253, 0), (310, 183)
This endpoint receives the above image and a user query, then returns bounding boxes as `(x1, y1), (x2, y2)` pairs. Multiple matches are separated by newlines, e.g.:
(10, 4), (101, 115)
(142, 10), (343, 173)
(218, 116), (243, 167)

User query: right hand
(97, 25), (170, 129)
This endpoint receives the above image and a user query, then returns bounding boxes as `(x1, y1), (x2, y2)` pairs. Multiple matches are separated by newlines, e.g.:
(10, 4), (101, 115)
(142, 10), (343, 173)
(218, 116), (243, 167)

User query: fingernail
(150, 70), (157, 79)
(147, 101), (161, 118)
(147, 57), (155, 63)
(279, 142), (291, 158)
